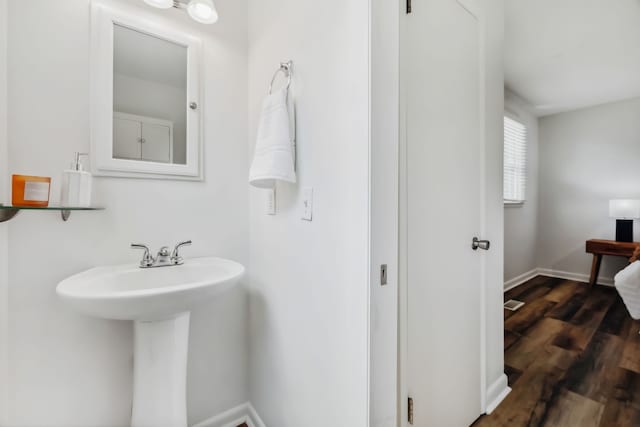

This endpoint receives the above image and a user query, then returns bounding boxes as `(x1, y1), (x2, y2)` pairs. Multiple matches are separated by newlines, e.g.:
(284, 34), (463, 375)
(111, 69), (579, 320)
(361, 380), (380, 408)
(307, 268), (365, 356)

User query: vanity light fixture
(186, 0), (219, 24)
(143, 0), (174, 8)
(142, 0), (219, 24)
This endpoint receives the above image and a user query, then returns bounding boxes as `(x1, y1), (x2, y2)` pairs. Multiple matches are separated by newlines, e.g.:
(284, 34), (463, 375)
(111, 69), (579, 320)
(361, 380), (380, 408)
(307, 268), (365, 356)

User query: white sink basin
(57, 256), (245, 320)
(56, 256), (245, 427)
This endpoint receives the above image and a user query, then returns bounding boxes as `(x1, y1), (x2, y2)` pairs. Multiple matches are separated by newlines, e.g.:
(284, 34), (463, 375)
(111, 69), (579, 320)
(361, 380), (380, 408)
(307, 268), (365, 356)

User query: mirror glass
(112, 24), (188, 165)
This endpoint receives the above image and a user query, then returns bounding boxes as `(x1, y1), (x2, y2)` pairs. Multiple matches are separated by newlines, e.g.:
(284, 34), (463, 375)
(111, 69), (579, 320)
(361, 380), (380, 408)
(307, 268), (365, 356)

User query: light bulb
(187, 0), (218, 24)
(143, 0), (174, 9)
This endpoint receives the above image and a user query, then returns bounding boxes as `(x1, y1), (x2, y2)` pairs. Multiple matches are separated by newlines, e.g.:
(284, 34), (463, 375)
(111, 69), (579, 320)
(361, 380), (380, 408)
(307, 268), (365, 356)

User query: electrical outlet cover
(301, 187), (313, 221)
(266, 188), (276, 215)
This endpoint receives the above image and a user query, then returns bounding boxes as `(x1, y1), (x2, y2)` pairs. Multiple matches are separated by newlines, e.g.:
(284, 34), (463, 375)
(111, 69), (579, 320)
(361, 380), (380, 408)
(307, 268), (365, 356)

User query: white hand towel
(249, 87), (296, 188)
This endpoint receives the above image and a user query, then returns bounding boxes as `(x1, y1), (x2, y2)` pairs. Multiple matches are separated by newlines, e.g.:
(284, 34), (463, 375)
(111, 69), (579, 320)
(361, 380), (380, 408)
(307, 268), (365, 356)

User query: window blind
(504, 116), (527, 203)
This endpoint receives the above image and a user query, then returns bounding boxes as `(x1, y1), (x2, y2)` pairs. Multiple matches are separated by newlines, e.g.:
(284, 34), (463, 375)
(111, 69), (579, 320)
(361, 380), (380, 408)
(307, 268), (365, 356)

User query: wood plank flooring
(474, 275), (640, 427)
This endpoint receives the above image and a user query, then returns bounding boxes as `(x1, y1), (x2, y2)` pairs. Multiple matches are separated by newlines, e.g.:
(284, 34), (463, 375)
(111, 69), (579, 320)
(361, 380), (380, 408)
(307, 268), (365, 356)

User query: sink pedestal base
(131, 312), (190, 427)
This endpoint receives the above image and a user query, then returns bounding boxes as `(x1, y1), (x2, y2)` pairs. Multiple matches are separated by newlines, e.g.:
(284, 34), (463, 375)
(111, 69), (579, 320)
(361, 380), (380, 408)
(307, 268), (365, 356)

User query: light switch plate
(266, 188), (276, 215)
(301, 187), (313, 221)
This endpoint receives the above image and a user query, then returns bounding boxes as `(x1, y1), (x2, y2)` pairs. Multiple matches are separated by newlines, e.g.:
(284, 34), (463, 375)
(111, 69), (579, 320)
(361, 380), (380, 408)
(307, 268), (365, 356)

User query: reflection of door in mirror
(112, 24), (187, 165)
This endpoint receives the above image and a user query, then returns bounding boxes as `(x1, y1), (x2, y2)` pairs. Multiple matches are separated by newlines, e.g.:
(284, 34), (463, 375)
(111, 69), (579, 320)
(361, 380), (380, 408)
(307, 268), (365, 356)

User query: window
(503, 115), (527, 204)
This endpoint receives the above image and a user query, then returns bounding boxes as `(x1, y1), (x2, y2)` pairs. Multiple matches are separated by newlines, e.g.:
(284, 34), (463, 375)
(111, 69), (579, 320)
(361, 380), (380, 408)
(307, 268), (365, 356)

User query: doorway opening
(483, 1), (640, 425)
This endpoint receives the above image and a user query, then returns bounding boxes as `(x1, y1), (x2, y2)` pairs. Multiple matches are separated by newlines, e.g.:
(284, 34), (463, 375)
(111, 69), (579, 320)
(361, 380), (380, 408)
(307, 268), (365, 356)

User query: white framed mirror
(90, 2), (203, 180)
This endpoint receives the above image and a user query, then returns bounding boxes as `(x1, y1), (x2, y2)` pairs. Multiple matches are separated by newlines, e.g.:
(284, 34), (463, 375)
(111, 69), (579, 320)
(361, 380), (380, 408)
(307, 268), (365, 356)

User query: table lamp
(609, 199), (640, 242)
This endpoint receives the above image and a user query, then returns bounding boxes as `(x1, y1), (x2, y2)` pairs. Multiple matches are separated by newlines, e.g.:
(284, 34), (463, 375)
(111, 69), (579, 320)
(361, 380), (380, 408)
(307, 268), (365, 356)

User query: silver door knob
(472, 237), (490, 251)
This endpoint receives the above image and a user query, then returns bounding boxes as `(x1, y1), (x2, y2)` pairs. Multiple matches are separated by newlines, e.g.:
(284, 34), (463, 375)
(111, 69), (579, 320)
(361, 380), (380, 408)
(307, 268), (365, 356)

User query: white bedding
(614, 261), (640, 320)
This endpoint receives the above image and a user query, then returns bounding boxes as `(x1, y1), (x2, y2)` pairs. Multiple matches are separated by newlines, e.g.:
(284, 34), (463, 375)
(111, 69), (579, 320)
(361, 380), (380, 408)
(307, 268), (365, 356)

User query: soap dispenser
(61, 152), (92, 207)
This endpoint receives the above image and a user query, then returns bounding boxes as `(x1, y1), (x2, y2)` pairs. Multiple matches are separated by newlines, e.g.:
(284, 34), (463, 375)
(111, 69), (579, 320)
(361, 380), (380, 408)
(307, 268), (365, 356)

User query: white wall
(504, 90), (539, 284)
(538, 96), (640, 282)
(247, 0), (370, 425)
(114, 73), (187, 164)
(5, 0), (248, 425)
(0, 0), (9, 423)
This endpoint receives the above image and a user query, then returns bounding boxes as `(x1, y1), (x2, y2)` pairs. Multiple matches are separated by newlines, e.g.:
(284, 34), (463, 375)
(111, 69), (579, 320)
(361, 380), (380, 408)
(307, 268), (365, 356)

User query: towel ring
(268, 61), (293, 94)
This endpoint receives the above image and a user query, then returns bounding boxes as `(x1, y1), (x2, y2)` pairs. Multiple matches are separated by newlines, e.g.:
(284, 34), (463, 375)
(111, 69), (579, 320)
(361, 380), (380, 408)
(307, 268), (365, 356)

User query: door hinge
(408, 397), (414, 424)
(406, 0), (412, 14)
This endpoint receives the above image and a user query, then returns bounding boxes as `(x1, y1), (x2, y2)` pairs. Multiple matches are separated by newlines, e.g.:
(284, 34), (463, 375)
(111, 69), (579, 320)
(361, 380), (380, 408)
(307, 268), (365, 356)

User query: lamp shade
(609, 199), (640, 219)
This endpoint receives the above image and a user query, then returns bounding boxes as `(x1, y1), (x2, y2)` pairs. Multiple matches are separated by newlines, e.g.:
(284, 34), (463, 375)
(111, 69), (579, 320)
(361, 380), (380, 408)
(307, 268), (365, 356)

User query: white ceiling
(114, 24), (187, 89)
(505, 0), (640, 116)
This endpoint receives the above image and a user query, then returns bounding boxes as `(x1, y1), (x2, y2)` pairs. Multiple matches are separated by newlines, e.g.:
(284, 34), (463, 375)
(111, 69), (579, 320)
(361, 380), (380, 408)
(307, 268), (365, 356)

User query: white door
(113, 117), (141, 160)
(405, 0), (485, 425)
(141, 123), (171, 163)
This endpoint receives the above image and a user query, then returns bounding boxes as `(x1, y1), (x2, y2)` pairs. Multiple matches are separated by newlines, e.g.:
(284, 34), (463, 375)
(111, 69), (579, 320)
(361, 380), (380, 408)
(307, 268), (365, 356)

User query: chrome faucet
(131, 243), (154, 268)
(131, 240), (192, 268)
(170, 240), (192, 265)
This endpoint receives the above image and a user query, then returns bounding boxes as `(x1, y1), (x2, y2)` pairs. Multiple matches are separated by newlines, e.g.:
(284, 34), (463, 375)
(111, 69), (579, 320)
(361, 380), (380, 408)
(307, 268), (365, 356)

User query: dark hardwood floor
(474, 275), (640, 427)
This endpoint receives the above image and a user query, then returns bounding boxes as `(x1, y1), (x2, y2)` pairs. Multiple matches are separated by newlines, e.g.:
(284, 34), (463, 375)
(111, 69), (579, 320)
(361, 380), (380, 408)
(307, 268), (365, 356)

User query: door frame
(396, 0), (502, 424)
(368, 0), (506, 425)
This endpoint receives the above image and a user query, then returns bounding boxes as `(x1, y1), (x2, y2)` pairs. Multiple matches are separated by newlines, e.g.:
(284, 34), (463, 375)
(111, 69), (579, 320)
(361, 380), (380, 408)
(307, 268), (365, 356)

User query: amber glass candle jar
(11, 175), (51, 207)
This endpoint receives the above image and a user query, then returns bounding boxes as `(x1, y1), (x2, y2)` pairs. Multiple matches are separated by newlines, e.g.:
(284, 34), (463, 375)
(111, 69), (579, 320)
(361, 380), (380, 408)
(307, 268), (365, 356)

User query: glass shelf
(0, 204), (105, 223)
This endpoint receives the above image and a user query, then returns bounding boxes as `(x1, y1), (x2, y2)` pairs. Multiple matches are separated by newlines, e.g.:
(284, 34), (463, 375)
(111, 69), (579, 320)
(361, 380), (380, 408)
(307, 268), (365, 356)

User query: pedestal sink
(56, 257), (245, 427)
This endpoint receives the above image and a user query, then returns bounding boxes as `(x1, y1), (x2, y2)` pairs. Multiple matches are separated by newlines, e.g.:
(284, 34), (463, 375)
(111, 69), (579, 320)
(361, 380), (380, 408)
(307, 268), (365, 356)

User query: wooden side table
(585, 239), (639, 285)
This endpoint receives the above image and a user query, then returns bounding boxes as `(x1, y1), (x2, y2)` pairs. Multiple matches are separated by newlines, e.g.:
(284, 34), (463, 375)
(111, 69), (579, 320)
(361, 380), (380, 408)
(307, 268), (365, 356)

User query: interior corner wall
(0, 0), (9, 424)
(538, 96), (640, 282)
(5, 0), (249, 425)
(247, 0), (370, 425)
(504, 90), (539, 284)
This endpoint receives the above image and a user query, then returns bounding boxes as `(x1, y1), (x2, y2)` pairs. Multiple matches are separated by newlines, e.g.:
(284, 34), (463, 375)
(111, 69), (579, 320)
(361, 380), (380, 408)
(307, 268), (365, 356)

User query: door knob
(472, 237), (490, 251)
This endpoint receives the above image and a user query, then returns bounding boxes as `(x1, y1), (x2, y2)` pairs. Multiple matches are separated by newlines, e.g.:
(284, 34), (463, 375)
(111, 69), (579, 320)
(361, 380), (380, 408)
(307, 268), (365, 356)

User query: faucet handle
(171, 240), (192, 265)
(131, 243), (154, 267)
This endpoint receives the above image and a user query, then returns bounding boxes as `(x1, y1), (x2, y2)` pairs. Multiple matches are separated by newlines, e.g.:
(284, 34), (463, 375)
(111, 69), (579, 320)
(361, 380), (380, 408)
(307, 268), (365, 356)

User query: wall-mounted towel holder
(269, 61), (293, 94)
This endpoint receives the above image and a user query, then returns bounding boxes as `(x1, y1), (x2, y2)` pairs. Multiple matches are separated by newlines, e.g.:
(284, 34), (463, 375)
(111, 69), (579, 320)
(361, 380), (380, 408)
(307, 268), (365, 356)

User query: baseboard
(504, 268), (539, 291)
(485, 374), (510, 415)
(504, 267), (616, 291)
(246, 404), (266, 427)
(537, 268), (614, 287)
(192, 402), (265, 427)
